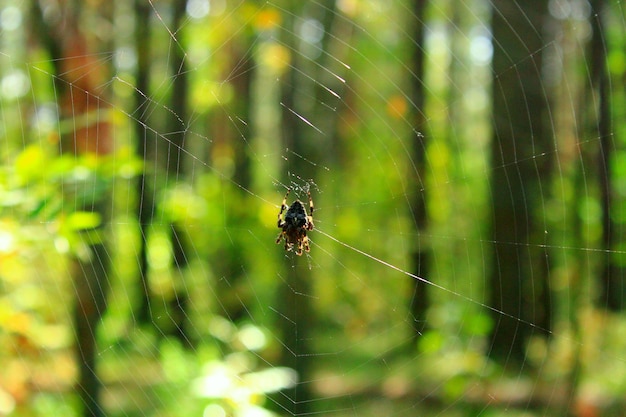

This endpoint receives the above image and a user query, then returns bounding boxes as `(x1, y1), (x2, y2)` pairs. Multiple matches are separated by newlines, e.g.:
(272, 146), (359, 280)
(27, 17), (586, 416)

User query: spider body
(276, 189), (314, 255)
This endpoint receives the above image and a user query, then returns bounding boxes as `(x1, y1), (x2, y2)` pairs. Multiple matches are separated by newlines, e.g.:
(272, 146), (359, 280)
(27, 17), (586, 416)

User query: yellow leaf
(14, 145), (48, 184)
(386, 94), (408, 120)
(254, 8), (281, 31)
(259, 43), (291, 76)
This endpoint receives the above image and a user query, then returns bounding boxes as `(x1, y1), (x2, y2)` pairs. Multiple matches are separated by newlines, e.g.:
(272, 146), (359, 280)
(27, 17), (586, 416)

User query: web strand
(315, 228), (551, 335)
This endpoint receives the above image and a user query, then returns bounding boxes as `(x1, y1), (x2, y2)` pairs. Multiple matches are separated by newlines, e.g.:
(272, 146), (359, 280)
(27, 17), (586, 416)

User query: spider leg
(277, 189), (291, 227)
(306, 191), (314, 230)
(276, 231), (285, 244)
(307, 191), (314, 216)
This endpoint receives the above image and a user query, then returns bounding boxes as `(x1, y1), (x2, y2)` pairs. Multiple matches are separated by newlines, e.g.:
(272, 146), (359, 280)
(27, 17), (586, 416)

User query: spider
(275, 188), (314, 256)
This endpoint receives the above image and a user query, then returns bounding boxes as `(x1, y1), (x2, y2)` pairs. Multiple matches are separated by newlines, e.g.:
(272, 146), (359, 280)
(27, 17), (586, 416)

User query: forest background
(1, 0), (625, 416)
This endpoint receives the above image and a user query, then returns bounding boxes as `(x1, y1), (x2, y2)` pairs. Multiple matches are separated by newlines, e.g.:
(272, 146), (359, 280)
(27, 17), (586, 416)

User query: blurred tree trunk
(166, 0), (192, 347)
(592, 0), (623, 311)
(277, 61), (315, 417)
(408, 0), (430, 342)
(32, 2), (113, 416)
(212, 32), (254, 323)
(488, 0), (553, 361)
(275, 0), (339, 413)
(226, 45), (253, 191)
(134, 0), (155, 325)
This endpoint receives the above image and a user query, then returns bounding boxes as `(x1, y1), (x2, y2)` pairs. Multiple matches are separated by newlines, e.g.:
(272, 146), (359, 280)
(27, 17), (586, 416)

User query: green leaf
(15, 145), (48, 184)
(463, 312), (493, 336)
(418, 330), (444, 354)
(65, 211), (101, 231)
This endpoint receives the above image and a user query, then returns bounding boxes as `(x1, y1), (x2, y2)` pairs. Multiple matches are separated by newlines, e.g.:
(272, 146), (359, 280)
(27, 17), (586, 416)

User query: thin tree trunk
(211, 34), (254, 323)
(73, 241), (110, 417)
(277, 53), (315, 417)
(275, 2), (336, 413)
(489, 0), (553, 362)
(591, 0), (622, 311)
(408, 0), (430, 342)
(134, 0), (155, 324)
(166, 0), (192, 347)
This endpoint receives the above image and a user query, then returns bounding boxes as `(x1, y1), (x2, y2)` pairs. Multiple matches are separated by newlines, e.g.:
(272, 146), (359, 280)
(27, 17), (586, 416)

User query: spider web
(2, 0), (626, 416)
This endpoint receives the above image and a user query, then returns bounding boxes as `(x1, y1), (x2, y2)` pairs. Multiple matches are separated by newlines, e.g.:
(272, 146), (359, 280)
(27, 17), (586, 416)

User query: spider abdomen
(285, 201), (308, 227)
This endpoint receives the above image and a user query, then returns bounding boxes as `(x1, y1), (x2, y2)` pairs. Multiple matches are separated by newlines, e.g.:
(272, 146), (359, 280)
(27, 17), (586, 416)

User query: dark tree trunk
(134, 0), (155, 325)
(276, 51), (315, 417)
(488, 0), (553, 362)
(408, 0), (430, 343)
(73, 241), (110, 417)
(166, 0), (192, 348)
(229, 45), (254, 192)
(211, 34), (255, 323)
(276, 100), (316, 414)
(591, 0), (622, 311)
(274, 1), (339, 413)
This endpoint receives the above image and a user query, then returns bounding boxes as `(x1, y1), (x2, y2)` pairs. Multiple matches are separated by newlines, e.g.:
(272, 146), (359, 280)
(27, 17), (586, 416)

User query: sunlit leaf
(608, 50), (626, 75)
(14, 145), (48, 184)
(0, 228), (15, 253)
(161, 338), (194, 383)
(65, 211), (101, 231)
(236, 324), (267, 351)
(258, 43), (290, 75)
(31, 324), (72, 349)
(235, 404), (275, 417)
(418, 330), (444, 354)
(0, 387), (15, 415)
(203, 404), (227, 417)
(208, 316), (236, 342)
(242, 367), (298, 393)
(192, 363), (233, 398)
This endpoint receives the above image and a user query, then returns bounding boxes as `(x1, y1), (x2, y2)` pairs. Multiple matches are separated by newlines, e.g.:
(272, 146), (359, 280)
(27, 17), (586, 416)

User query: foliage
(0, 143), (140, 415)
(95, 317), (294, 417)
(1, 144), (141, 256)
